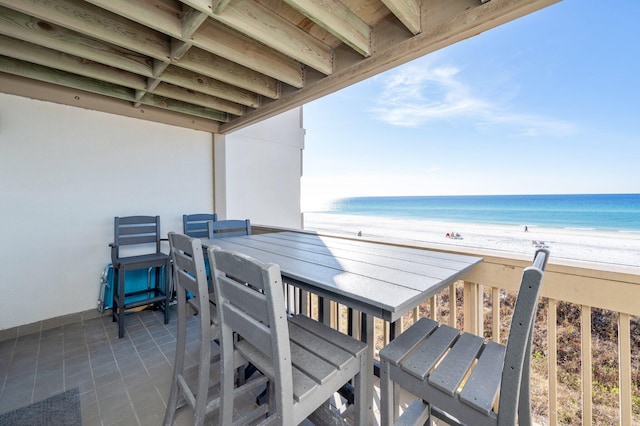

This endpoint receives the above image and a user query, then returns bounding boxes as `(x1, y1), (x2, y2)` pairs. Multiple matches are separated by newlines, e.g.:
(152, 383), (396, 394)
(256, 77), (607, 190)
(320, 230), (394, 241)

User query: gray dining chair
(182, 213), (218, 238)
(208, 245), (370, 425)
(110, 215), (171, 338)
(379, 249), (550, 426)
(163, 233), (268, 426)
(207, 218), (251, 238)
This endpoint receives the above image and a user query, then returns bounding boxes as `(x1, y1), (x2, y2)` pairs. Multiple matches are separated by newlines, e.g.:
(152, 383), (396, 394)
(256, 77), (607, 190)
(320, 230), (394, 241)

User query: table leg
(390, 320), (402, 419)
(318, 296), (332, 326)
(360, 313), (374, 424)
(390, 319), (401, 341)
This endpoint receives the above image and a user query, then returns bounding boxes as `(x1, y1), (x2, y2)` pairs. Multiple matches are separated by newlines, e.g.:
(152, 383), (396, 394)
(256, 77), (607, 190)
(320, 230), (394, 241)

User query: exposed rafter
(284, 0), (371, 56)
(382, 0), (422, 35)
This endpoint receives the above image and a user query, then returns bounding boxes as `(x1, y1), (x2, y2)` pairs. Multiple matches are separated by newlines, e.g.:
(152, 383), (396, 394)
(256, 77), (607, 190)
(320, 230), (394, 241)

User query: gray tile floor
(0, 307), (214, 425)
(0, 307), (447, 425)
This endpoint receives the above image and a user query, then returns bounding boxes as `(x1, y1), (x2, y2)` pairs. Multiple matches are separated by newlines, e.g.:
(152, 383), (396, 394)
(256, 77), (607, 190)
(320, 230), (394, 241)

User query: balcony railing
(256, 226), (640, 425)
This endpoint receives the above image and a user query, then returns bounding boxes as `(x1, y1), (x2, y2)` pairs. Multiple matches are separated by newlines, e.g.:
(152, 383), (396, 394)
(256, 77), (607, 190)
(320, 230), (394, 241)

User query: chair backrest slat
(212, 250), (267, 289)
(113, 216), (162, 252)
(221, 298), (273, 356)
(207, 219), (251, 239)
(118, 224), (157, 235)
(212, 252), (282, 355)
(169, 232), (208, 302)
(118, 215), (158, 225)
(183, 213), (218, 238)
(118, 235), (158, 246)
(172, 249), (202, 296)
(217, 275), (270, 321)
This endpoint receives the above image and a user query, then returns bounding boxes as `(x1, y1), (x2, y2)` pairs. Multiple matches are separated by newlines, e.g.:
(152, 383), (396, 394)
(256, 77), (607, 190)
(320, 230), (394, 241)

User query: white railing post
(619, 312), (632, 425)
(548, 298), (558, 426)
(492, 287), (500, 343)
(449, 283), (457, 327)
(429, 295), (437, 320)
(581, 305), (593, 425)
(463, 281), (483, 336)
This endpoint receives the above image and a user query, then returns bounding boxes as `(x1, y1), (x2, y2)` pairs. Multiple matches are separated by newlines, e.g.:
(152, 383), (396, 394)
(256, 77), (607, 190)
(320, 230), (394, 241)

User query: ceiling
(0, 0), (559, 134)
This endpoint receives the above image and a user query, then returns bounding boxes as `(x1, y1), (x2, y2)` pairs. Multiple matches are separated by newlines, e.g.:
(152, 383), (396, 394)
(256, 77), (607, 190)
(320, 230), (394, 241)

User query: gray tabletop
(202, 231), (482, 323)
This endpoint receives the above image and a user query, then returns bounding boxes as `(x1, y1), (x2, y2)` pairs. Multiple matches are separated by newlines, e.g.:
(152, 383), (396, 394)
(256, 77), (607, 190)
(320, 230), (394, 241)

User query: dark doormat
(0, 388), (81, 426)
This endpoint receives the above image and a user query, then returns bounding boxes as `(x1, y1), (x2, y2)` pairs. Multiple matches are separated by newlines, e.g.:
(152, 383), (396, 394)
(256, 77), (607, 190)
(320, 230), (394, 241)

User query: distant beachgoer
(446, 232), (450, 238)
(357, 231), (362, 237)
(524, 226), (528, 232)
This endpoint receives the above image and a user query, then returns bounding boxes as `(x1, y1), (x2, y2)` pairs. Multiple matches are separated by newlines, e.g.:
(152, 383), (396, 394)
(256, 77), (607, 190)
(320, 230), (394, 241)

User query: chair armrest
(160, 237), (171, 255)
(109, 242), (118, 264)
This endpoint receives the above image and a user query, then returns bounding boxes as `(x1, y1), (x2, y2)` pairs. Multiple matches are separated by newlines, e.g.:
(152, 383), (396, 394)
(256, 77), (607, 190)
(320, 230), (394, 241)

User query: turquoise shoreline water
(313, 194), (640, 232)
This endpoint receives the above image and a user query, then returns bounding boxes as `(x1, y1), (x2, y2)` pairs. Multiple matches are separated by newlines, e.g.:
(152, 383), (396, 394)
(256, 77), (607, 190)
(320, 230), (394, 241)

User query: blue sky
(301, 0), (640, 211)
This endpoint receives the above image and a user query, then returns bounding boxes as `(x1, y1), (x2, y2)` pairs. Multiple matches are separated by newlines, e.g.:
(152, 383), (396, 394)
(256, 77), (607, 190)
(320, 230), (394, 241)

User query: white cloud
(371, 58), (577, 136)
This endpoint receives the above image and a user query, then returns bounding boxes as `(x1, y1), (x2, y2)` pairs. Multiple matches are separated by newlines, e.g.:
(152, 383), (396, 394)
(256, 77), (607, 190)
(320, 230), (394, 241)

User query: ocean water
(317, 194), (640, 232)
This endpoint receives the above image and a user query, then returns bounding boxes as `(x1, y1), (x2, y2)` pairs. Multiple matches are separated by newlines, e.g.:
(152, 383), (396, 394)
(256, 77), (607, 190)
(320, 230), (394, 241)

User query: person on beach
(524, 226), (528, 232)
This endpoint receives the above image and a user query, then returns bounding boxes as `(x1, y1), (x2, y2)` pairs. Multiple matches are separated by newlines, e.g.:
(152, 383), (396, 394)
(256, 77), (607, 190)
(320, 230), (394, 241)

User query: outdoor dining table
(201, 230), (483, 421)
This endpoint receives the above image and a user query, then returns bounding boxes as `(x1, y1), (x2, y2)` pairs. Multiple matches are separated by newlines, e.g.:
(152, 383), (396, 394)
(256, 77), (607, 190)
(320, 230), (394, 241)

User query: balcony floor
(0, 307), (448, 425)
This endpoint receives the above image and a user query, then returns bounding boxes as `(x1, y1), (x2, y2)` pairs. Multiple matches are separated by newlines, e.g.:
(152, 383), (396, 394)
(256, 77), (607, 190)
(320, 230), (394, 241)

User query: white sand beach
(303, 212), (640, 270)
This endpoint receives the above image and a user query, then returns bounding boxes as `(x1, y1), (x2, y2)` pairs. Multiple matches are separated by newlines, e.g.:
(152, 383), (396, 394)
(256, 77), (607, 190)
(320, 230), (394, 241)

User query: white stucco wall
(216, 107), (304, 228)
(0, 94), (305, 330)
(0, 94), (214, 330)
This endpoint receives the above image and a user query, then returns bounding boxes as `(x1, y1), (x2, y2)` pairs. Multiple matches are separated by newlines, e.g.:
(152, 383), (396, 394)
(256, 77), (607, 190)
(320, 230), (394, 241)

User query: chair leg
(353, 353), (369, 426)
(163, 290), (187, 426)
(193, 332), (211, 425)
(112, 267), (119, 323)
(394, 382), (401, 421)
(118, 268), (125, 338)
(218, 327), (236, 426)
(380, 358), (394, 426)
(163, 262), (170, 324)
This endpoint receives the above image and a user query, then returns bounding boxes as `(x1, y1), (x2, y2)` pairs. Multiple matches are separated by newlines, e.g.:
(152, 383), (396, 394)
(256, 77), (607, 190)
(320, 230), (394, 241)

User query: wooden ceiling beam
(284, 0), (371, 57)
(160, 66), (261, 108)
(87, 1), (283, 98)
(0, 27), (243, 118)
(178, 0), (211, 15)
(0, 5), (153, 77)
(181, 5), (209, 39)
(195, 0), (334, 75)
(84, 0), (182, 39)
(81, 4), (273, 93)
(211, 0), (232, 14)
(83, 0), (187, 108)
(139, 92), (229, 122)
(0, 55), (135, 101)
(0, 0), (170, 61)
(168, 4), (208, 66)
(381, 0), (421, 35)
(0, 55), (228, 122)
(0, 72), (220, 132)
(192, 19), (304, 88)
(153, 82), (245, 116)
(179, 47), (280, 99)
(0, 1), (271, 111)
(0, 35), (146, 89)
